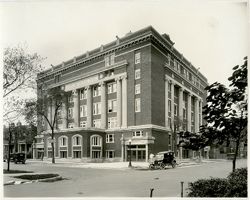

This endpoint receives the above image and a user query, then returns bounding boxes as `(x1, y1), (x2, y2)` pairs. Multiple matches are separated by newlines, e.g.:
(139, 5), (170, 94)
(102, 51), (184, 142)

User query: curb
(4, 175), (63, 186)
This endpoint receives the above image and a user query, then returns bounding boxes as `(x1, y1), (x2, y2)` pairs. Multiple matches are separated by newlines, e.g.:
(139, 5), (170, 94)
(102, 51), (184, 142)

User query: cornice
(38, 26), (208, 84)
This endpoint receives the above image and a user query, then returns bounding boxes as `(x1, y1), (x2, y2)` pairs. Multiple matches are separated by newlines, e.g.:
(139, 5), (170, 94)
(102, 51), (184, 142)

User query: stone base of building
(38, 126), (175, 162)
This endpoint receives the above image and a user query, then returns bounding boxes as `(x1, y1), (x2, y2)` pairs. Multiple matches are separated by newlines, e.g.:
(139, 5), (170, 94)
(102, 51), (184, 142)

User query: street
(4, 159), (247, 197)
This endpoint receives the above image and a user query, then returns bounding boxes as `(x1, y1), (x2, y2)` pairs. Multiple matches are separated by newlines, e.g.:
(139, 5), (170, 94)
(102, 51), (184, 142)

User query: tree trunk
(51, 141), (55, 164)
(51, 128), (55, 164)
(232, 138), (240, 172)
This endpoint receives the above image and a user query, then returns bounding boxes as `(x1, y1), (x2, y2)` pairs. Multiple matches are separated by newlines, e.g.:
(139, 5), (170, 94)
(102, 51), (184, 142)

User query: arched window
(72, 134), (82, 158)
(72, 135), (81, 146)
(58, 136), (68, 158)
(59, 136), (67, 147)
(90, 135), (102, 159)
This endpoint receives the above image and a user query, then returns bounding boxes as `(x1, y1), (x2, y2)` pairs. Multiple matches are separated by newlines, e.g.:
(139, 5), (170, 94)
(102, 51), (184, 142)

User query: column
(199, 99), (203, 126)
(51, 99), (55, 125)
(121, 75), (127, 127)
(73, 90), (79, 127)
(100, 82), (106, 129)
(178, 87), (183, 130)
(121, 134), (124, 161)
(87, 86), (92, 128)
(194, 97), (200, 132)
(187, 93), (192, 132)
(47, 100), (52, 126)
(116, 77), (122, 128)
(171, 82), (175, 129)
(165, 77), (169, 127)
(61, 96), (67, 129)
(145, 144), (149, 162)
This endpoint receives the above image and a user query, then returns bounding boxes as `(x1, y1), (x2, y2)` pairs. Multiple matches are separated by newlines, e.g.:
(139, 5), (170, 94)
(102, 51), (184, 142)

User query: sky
(1, 0), (248, 86)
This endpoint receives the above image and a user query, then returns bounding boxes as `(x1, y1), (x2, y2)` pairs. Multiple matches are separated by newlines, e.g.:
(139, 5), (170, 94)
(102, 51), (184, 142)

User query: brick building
(35, 26), (208, 162)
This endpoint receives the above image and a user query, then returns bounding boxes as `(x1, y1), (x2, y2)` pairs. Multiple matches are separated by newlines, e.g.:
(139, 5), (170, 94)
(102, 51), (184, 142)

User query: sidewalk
(27, 158), (222, 169)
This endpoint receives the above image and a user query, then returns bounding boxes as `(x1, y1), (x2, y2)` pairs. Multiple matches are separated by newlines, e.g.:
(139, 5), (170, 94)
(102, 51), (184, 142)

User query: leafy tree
(24, 86), (67, 164)
(177, 131), (208, 160)
(201, 57), (247, 172)
(3, 45), (44, 122)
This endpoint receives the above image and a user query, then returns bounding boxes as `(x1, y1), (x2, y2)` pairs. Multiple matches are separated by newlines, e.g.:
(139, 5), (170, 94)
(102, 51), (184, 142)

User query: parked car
(14, 153), (26, 164)
(149, 151), (177, 170)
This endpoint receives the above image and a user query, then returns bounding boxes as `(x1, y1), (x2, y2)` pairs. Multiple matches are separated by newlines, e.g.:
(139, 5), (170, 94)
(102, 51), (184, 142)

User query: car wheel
(171, 161), (176, 168)
(149, 164), (154, 170)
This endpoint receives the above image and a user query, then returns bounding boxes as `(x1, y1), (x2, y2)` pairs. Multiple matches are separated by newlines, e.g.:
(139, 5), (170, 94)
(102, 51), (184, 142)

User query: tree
(201, 57), (247, 172)
(24, 86), (67, 164)
(3, 45), (44, 122)
(177, 130), (208, 161)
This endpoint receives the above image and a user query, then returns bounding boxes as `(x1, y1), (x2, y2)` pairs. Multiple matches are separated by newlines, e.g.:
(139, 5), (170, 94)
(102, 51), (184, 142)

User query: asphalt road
(4, 159), (247, 197)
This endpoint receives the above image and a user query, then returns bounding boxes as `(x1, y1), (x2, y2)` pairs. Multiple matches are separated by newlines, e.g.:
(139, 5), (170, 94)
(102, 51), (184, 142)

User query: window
(135, 84), (141, 94)
(57, 109), (61, 117)
(59, 137), (67, 147)
(92, 151), (101, 158)
(191, 112), (194, 122)
(104, 56), (110, 67)
(168, 100), (171, 114)
(135, 52), (141, 64)
(68, 108), (73, 118)
(168, 134), (172, 145)
(80, 121), (86, 128)
(93, 86), (101, 97)
(166, 54), (171, 65)
(133, 131), (143, 137)
(110, 54), (115, 65)
(93, 103), (101, 115)
(174, 104), (178, 116)
(108, 99), (117, 113)
(183, 108), (187, 119)
(105, 54), (115, 66)
(72, 135), (81, 146)
(80, 105), (87, 117)
(107, 82), (117, 94)
(80, 89), (87, 100)
(93, 119), (101, 128)
(174, 59), (177, 70)
(108, 117), (117, 129)
(47, 137), (52, 148)
(68, 123), (74, 129)
(106, 150), (115, 159)
(54, 74), (60, 83)
(68, 95), (73, 103)
(135, 69), (141, 80)
(91, 135), (102, 146)
(168, 117), (172, 128)
(135, 98), (141, 112)
(106, 134), (114, 143)
(73, 151), (81, 158)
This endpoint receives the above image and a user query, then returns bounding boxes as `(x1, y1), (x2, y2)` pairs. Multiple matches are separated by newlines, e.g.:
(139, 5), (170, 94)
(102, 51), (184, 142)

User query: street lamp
(128, 139), (132, 167)
(7, 123), (15, 171)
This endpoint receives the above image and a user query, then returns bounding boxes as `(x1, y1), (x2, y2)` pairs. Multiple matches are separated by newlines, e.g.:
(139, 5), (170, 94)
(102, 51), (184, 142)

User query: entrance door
(127, 145), (146, 162)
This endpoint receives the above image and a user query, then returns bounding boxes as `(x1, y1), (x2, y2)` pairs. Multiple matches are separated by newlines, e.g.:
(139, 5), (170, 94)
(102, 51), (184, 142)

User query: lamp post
(128, 139), (132, 167)
(7, 123), (15, 171)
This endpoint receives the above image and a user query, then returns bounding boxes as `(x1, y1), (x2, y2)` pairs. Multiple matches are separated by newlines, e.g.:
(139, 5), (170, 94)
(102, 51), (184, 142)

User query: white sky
(0, 0), (248, 87)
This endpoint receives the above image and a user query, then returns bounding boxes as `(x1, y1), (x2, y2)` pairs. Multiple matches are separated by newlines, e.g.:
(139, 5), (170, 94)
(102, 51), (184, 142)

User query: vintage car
(13, 153), (26, 164)
(149, 151), (177, 170)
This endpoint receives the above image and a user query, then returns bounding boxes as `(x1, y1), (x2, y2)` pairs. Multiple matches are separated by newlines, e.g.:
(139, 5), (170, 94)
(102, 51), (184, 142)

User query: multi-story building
(35, 26), (209, 162)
